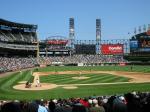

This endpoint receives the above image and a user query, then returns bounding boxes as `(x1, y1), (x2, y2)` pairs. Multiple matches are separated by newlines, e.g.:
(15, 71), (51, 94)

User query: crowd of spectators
(41, 55), (128, 65)
(0, 55), (128, 73)
(0, 91), (150, 112)
(0, 57), (38, 73)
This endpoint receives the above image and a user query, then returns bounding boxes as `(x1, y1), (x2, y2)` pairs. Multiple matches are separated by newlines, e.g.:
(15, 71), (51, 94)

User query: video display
(75, 44), (96, 54)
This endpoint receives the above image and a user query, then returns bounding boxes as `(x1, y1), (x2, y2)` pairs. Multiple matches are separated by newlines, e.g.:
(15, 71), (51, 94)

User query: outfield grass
(0, 65), (150, 100)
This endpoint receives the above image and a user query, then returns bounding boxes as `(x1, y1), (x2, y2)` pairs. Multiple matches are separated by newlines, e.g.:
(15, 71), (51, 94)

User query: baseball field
(1, 65), (150, 100)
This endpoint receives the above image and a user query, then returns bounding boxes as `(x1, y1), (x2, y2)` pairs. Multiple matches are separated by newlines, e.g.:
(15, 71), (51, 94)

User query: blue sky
(0, 0), (150, 40)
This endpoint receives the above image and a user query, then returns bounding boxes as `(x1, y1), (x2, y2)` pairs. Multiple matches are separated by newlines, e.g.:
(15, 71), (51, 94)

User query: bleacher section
(0, 18), (38, 57)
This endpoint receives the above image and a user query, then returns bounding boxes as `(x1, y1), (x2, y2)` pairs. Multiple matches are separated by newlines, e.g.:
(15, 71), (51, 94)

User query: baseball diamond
(0, 66), (150, 100)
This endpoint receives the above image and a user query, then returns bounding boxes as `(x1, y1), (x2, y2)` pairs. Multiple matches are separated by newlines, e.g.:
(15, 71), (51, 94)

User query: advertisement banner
(101, 44), (123, 55)
(119, 62), (126, 66)
(47, 40), (68, 45)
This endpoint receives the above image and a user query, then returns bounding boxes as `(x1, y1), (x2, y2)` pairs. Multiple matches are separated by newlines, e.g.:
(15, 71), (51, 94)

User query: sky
(0, 0), (150, 40)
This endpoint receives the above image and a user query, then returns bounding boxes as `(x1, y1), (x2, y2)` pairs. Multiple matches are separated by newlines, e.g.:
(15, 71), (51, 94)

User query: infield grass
(40, 73), (129, 84)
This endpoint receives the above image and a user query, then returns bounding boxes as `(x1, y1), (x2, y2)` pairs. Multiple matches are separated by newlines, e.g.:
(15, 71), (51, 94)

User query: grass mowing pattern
(40, 74), (129, 84)
(0, 66), (150, 100)
(0, 71), (32, 99)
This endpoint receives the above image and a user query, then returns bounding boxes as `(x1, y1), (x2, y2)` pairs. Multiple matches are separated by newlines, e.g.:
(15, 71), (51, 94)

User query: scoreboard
(139, 37), (150, 48)
(130, 35), (150, 53)
(75, 44), (96, 54)
(138, 37), (150, 52)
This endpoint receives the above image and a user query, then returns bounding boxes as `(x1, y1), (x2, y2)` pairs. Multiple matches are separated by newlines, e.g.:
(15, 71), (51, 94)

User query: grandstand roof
(0, 18), (37, 29)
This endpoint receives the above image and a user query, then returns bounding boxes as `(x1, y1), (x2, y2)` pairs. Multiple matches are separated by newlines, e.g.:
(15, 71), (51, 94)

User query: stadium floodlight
(96, 19), (101, 41)
(148, 24), (150, 31)
(69, 18), (75, 49)
(143, 24), (146, 32)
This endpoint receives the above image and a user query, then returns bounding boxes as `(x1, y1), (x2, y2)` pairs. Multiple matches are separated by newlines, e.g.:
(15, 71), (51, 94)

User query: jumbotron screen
(138, 37), (150, 52)
(139, 38), (150, 48)
(130, 36), (150, 53)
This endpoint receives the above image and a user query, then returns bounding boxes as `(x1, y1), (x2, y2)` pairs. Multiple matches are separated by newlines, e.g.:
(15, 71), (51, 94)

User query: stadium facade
(0, 18), (150, 64)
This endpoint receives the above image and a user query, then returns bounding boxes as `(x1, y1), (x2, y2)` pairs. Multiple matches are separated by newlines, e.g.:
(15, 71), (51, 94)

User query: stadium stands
(0, 19), (38, 57)
(0, 91), (150, 112)
(0, 57), (38, 73)
(40, 55), (128, 65)
(0, 28), (37, 43)
(0, 19), (129, 74)
(0, 54), (127, 74)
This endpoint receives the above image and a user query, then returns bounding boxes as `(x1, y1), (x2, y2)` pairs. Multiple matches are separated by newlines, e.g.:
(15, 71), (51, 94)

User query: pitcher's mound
(13, 83), (57, 90)
(72, 76), (90, 80)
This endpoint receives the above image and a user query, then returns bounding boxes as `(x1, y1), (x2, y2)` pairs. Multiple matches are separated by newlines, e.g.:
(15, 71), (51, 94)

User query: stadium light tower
(96, 19), (101, 41)
(143, 24), (146, 32)
(96, 19), (101, 54)
(138, 26), (141, 33)
(69, 18), (75, 49)
(148, 24), (150, 31)
(134, 28), (137, 35)
(36, 37), (40, 64)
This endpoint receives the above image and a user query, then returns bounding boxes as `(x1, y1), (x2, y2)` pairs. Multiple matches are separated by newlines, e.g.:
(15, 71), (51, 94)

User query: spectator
(89, 99), (105, 112)
(35, 100), (48, 112)
(48, 100), (56, 112)
(1, 91), (150, 112)
(1, 102), (21, 112)
(72, 104), (87, 112)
